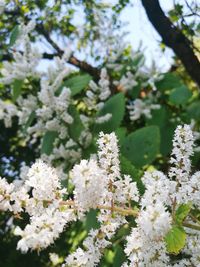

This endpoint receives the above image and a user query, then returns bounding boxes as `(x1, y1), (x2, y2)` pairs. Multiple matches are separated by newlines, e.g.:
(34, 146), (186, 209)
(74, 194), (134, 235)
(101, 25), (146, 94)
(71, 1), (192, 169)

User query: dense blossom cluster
(83, 68), (111, 124)
(123, 125), (200, 267)
(0, 125), (200, 266)
(0, 0), (5, 15)
(72, 159), (106, 211)
(0, 160), (75, 252)
(0, 21), (114, 177)
(0, 20), (164, 185)
(127, 96), (160, 121)
(0, 21), (41, 84)
(0, 11), (200, 266)
(0, 99), (17, 127)
(63, 132), (139, 266)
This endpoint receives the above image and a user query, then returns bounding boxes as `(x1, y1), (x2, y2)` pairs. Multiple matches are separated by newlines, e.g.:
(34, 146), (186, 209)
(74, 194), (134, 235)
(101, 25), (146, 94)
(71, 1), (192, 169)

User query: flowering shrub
(1, 2), (200, 266)
(1, 125), (200, 266)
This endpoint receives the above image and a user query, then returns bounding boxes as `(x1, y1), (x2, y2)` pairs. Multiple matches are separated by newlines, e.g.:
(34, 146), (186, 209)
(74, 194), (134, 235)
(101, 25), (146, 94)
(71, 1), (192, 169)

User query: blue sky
(120, 0), (175, 70)
(39, 0), (195, 72)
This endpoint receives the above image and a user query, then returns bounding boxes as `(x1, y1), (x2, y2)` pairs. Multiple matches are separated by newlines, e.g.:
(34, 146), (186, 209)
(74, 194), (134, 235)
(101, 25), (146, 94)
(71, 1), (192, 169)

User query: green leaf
(41, 131), (58, 155)
(82, 142), (97, 159)
(155, 73), (182, 91)
(112, 245), (126, 267)
(168, 9), (179, 22)
(175, 203), (192, 225)
(23, 111), (36, 133)
(121, 126), (160, 168)
(12, 79), (23, 101)
(115, 127), (127, 145)
(169, 85), (192, 106)
(59, 74), (91, 96)
(146, 107), (175, 156)
(187, 101), (200, 121)
(146, 107), (167, 128)
(160, 122), (176, 156)
(104, 250), (115, 265)
(9, 25), (20, 47)
(84, 209), (100, 232)
(129, 84), (141, 99)
(94, 93), (125, 133)
(131, 53), (145, 67)
(165, 226), (186, 254)
(68, 105), (84, 141)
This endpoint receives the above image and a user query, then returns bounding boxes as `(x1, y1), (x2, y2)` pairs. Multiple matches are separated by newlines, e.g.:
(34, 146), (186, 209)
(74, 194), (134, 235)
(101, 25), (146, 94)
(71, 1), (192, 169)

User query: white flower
(3, 126), (200, 265)
(97, 132), (120, 182)
(64, 247), (89, 266)
(63, 229), (103, 267)
(183, 230), (200, 266)
(0, 22), (41, 84)
(114, 175), (139, 204)
(125, 227), (170, 266)
(52, 144), (82, 163)
(169, 124), (194, 183)
(17, 95), (38, 126)
(96, 113), (112, 124)
(0, 100), (17, 127)
(10, 187), (29, 213)
(63, 225), (116, 267)
(141, 171), (176, 207)
(79, 131), (93, 148)
(49, 253), (61, 265)
(14, 204), (75, 252)
(127, 98), (160, 121)
(98, 68), (111, 100)
(16, 20), (36, 46)
(114, 71), (138, 92)
(84, 68), (111, 112)
(0, 0), (5, 15)
(0, 177), (14, 211)
(72, 159), (107, 211)
(136, 202), (171, 240)
(19, 163), (30, 181)
(25, 160), (62, 201)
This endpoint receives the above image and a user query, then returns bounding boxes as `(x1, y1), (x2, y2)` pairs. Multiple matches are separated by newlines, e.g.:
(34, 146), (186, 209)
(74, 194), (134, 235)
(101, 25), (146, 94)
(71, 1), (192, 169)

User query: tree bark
(141, 0), (200, 87)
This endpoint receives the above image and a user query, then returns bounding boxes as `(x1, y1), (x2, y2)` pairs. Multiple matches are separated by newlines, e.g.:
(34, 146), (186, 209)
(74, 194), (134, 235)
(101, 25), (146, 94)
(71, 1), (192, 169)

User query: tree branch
(60, 200), (139, 217)
(2, 13), (101, 80)
(35, 24), (100, 80)
(3, 10), (116, 93)
(2, 50), (100, 81)
(1, 52), (59, 61)
(141, 0), (200, 88)
(2, 50), (116, 94)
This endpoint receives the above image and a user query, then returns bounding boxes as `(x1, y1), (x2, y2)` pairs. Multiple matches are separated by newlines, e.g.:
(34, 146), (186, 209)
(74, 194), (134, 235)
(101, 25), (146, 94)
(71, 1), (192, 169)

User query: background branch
(141, 0), (200, 88)
(35, 24), (100, 80)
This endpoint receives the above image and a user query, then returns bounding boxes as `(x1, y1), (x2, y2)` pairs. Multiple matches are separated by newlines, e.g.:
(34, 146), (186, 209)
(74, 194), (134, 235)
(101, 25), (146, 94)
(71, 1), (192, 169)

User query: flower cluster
(114, 71), (138, 92)
(0, 18), (166, 190)
(0, 0), (5, 15)
(123, 125), (200, 266)
(72, 159), (106, 211)
(0, 22), (115, 179)
(0, 99), (17, 127)
(0, 21), (41, 84)
(127, 97), (160, 121)
(84, 68), (111, 124)
(0, 2), (199, 265)
(0, 160), (76, 253)
(1, 125), (200, 266)
(63, 132), (139, 266)
(0, 132), (139, 264)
